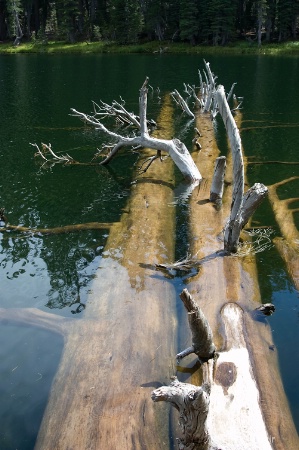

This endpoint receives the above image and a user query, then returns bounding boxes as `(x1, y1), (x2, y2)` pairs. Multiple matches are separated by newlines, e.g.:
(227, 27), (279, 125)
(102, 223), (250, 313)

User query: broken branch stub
(210, 156), (226, 204)
(177, 289), (216, 362)
(240, 182), (268, 228)
(151, 377), (211, 450)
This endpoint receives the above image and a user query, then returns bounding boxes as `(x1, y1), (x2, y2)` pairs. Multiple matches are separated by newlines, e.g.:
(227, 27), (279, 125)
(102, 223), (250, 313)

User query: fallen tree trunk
(154, 105), (299, 449)
(0, 221), (114, 235)
(1, 95), (179, 449)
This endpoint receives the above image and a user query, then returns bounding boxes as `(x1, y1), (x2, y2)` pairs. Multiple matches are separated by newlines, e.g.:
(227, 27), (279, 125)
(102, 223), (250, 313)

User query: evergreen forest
(0, 0), (298, 46)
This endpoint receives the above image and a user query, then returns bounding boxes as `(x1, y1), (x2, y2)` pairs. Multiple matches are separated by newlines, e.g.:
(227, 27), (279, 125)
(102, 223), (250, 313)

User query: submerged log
(0, 221), (114, 235)
(210, 156), (226, 204)
(268, 177), (299, 290)
(1, 95), (179, 449)
(169, 105), (299, 449)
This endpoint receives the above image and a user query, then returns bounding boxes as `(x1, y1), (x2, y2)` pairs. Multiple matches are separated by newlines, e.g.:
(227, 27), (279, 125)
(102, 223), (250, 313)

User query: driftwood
(170, 71), (267, 255)
(152, 376), (212, 450)
(71, 78), (201, 183)
(176, 289), (215, 363)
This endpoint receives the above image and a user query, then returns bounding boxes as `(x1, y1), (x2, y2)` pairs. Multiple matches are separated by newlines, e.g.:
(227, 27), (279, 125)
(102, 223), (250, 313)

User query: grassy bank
(1, 39), (299, 55)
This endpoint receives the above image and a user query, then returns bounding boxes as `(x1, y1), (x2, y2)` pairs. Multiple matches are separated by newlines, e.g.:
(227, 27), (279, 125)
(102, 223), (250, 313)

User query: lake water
(0, 53), (298, 448)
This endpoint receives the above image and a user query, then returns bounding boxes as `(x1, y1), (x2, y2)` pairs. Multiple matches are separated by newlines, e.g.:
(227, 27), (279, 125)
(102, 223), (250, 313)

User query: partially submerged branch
(171, 89), (195, 119)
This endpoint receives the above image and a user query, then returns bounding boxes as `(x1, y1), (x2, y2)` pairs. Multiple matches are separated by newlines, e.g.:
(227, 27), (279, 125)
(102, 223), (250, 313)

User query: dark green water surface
(0, 53), (298, 448)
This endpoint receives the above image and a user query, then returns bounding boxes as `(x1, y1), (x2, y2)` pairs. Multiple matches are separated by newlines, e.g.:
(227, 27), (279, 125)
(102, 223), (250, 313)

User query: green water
(0, 53), (298, 448)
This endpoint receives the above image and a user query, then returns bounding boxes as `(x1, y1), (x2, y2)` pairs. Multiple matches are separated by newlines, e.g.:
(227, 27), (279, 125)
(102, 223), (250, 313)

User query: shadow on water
(0, 326), (63, 450)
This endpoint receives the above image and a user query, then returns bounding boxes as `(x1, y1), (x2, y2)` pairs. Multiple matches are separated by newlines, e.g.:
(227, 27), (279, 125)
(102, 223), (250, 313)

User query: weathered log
(0, 221), (114, 235)
(174, 104), (299, 449)
(71, 79), (201, 183)
(1, 95), (179, 449)
(34, 95), (179, 450)
(153, 301), (276, 450)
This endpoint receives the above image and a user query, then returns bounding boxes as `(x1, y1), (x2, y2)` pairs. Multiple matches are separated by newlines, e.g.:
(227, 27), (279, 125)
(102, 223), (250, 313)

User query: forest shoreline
(1, 40), (299, 55)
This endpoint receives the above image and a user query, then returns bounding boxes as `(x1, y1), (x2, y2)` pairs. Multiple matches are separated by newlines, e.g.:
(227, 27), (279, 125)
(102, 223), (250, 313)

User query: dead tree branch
(176, 289), (216, 363)
(71, 78), (202, 182)
(216, 85), (267, 253)
(171, 89), (195, 119)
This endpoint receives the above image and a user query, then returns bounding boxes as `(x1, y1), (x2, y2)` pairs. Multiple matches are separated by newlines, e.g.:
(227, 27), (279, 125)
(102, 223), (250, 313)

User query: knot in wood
(215, 362), (237, 394)
(173, 139), (185, 154)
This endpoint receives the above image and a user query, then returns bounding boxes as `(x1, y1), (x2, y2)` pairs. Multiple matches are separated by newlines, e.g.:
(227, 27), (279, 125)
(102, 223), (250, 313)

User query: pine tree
(179, 0), (198, 44)
(110, 0), (143, 43)
(277, 0), (298, 41)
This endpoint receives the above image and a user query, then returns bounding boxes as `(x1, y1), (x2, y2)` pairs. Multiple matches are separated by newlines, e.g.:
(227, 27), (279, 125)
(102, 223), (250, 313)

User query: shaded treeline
(1, 0), (298, 45)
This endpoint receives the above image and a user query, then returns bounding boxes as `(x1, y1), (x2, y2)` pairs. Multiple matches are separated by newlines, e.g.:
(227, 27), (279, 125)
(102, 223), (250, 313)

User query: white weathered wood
(240, 182), (268, 228)
(153, 301), (274, 450)
(171, 89), (195, 119)
(152, 378), (211, 450)
(71, 79), (202, 183)
(206, 303), (273, 450)
(216, 85), (244, 253)
(210, 156), (226, 203)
